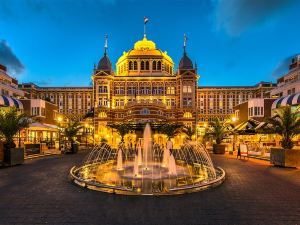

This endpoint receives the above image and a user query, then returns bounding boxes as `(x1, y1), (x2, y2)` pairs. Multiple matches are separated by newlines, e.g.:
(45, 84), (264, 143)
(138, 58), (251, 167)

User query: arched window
(169, 65), (172, 74)
(145, 61), (149, 70)
(157, 61), (161, 70)
(141, 61), (145, 70)
(134, 61), (137, 70)
(152, 61), (157, 70)
(183, 112), (193, 118)
(98, 112), (107, 118)
(140, 108), (150, 115)
(129, 61), (133, 70)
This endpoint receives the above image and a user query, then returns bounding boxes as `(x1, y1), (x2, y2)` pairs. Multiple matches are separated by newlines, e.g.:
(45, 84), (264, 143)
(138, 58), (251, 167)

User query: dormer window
(145, 61), (149, 70)
(134, 61), (138, 70)
(129, 61), (133, 70)
(157, 61), (161, 70)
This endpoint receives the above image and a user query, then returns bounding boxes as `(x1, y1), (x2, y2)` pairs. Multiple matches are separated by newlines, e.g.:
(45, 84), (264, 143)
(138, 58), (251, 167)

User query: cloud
(271, 54), (299, 78)
(0, 40), (25, 75)
(214, 0), (295, 36)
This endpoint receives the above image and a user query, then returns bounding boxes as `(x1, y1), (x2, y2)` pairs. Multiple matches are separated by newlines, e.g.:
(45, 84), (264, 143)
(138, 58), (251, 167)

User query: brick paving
(0, 151), (299, 225)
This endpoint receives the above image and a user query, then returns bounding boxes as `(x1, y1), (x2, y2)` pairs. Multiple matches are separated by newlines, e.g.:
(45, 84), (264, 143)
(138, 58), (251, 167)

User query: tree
(265, 106), (300, 149)
(207, 118), (230, 144)
(63, 121), (82, 144)
(0, 108), (31, 151)
(107, 123), (131, 142)
(160, 123), (182, 140)
(182, 126), (195, 140)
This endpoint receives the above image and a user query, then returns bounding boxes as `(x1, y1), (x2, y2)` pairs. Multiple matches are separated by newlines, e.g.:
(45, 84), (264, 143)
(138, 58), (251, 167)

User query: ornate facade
(19, 34), (276, 144)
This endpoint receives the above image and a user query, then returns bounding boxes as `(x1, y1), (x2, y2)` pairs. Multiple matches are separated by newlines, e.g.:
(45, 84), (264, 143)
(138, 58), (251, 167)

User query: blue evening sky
(0, 0), (300, 87)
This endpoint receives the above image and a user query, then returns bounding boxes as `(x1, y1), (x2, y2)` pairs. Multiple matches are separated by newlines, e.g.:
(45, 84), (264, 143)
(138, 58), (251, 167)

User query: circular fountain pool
(70, 124), (225, 195)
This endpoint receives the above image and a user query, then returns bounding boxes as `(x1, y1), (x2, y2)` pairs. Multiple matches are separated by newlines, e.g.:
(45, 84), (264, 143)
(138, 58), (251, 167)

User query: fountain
(70, 123), (225, 195)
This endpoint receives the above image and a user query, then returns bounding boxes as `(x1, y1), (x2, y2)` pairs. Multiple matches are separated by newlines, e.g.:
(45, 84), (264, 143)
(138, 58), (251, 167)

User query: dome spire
(183, 33), (187, 54)
(104, 34), (108, 55)
(144, 16), (149, 38)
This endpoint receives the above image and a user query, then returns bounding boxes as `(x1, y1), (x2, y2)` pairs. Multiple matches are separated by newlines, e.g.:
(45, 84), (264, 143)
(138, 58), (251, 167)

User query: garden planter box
(270, 148), (300, 168)
(5, 148), (24, 166)
(213, 144), (226, 154)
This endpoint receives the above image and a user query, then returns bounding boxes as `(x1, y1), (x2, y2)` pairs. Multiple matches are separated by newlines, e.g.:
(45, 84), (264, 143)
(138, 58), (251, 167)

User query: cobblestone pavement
(0, 151), (299, 225)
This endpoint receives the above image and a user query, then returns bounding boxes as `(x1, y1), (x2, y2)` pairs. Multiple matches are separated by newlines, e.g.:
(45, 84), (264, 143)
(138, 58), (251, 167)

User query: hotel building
(19, 35), (276, 142)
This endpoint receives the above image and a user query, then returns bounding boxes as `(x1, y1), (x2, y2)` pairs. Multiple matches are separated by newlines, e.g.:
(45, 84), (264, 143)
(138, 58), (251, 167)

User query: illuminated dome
(116, 35), (174, 76)
(134, 35), (156, 50)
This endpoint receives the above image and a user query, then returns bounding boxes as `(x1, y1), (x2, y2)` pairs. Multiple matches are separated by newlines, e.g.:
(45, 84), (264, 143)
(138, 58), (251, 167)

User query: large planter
(71, 143), (78, 154)
(213, 144), (226, 154)
(270, 148), (300, 168)
(4, 148), (24, 166)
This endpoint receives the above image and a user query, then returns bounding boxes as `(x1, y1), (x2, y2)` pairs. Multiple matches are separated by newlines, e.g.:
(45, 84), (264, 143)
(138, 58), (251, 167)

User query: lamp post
(230, 116), (237, 154)
(57, 116), (62, 150)
(85, 123), (88, 147)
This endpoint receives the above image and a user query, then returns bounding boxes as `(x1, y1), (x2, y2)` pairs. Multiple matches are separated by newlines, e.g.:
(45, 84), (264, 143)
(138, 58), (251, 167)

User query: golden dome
(116, 35), (174, 76)
(134, 35), (156, 50)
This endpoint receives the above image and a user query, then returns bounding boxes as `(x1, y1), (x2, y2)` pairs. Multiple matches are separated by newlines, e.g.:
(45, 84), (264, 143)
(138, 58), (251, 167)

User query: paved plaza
(0, 151), (299, 225)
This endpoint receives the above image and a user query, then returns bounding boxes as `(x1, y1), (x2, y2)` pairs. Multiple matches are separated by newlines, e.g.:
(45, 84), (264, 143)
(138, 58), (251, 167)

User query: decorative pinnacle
(104, 34), (108, 55)
(183, 33), (187, 54)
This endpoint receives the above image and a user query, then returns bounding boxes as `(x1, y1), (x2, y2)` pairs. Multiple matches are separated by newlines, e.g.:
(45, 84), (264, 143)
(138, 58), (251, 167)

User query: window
(99, 86), (108, 93)
(183, 98), (192, 107)
(157, 61), (161, 70)
(98, 112), (107, 118)
(140, 108), (150, 115)
(152, 61), (157, 70)
(129, 61), (133, 70)
(115, 87), (124, 95)
(166, 86), (175, 95)
(141, 61), (145, 70)
(134, 61), (138, 70)
(183, 85), (192, 93)
(145, 61), (149, 70)
(127, 87), (136, 95)
(183, 112), (192, 118)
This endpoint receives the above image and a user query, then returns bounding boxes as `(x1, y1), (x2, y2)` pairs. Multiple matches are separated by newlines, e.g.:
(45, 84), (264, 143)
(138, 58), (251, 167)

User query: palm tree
(182, 126), (195, 140)
(107, 123), (131, 142)
(63, 121), (82, 152)
(208, 118), (230, 144)
(265, 106), (300, 149)
(160, 123), (182, 140)
(0, 108), (31, 161)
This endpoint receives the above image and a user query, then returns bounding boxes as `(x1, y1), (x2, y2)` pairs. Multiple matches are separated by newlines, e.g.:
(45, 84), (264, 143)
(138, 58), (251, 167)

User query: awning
(234, 119), (260, 135)
(0, 95), (23, 109)
(28, 122), (58, 132)
(271, 92), (300, 109)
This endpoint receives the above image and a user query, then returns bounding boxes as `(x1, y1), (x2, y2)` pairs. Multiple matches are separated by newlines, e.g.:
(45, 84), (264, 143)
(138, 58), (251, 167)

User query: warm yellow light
(95, 134), (99, 138)
(232, 117), (237, 122)
(85, 123), (88, 128)
(57, 116), (62, 122)
(203, 123), (207, 128)
(106, 134), (110, 138)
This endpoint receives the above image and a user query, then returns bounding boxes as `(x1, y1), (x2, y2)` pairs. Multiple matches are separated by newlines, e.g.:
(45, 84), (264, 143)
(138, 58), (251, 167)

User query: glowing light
(57, 116), (62, 122)
(231, 117), (237, 122)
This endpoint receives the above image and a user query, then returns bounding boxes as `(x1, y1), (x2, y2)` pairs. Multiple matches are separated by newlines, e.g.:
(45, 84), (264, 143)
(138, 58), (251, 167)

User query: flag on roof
(144, 17), (149, 24)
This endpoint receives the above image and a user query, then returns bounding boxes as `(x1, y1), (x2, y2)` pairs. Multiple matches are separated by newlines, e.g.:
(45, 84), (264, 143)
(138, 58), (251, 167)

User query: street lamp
(57, 116), (62, 150)
(85, 123), (89, 147)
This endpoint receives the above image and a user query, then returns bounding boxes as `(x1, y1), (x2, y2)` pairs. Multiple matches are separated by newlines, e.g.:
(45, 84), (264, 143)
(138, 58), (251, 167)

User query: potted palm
(208, 118), (230, 154)
(63, 121), (81, 153)
(0, 108), (31, 166)
(160, 124), (182, 140)
(265, 106), (300, 167)
(107, 123), (131, 143)
(182, 126), (195, 141)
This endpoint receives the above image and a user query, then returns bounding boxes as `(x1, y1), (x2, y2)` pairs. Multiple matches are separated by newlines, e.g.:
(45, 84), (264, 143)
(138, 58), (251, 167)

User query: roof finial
(144, 16), (149, 38)
(104, 34), (108, 55)
(183, 33), (187, 54)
